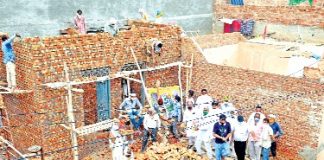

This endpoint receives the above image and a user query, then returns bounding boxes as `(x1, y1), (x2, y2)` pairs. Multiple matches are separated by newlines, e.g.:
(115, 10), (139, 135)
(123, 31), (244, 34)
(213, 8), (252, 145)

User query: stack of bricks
(214, 0), (324, 28)
(0, 21), (183, 159)
(195, 33), (245, 48)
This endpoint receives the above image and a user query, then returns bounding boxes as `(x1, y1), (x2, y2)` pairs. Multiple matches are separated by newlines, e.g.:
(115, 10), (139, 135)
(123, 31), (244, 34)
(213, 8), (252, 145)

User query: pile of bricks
(214, 3), (324, 28)
(195, 33), (245, 48)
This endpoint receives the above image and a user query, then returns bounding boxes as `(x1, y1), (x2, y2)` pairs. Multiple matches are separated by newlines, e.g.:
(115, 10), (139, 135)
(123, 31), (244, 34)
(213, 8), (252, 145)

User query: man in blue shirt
(1, 34), (20, 90)
(119, 93), (143, 130)
(169, 95), (182, 139)
(213, 114), (232, 160)
(268, 114), (284, 159)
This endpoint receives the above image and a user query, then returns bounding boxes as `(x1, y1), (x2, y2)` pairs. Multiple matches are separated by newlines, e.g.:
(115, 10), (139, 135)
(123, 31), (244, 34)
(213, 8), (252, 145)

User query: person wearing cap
(138, 8), (149, 21)
(213, 114), (232, 160)
(168, 95), (182, 139)
(247, 105), (266, 126)
(248, 113), (263, 160)
(141, 108), (161, 152)
(1, 33), (21, 90)
(155, 10), (164, 24)
(210, 100), (222, 116)
(260, 118), (274, 160)
(105, 17), (119, 36)
(221, 96), (236, 114)
(196, 89), (213, 112)
(209, 100), (222, 150)
(232, 115), (248, 160)
(119, 93), (144, 130)
(183, 99), (198, 149)
(268, 114), (283, 159)
(109, 118), (128, 160)
(195, 106), (214, 159)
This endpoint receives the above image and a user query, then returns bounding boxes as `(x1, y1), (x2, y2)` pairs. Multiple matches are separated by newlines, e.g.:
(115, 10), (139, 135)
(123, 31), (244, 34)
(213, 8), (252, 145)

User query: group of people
(109, 89), (283, 160)
(184, 89), (283, 160)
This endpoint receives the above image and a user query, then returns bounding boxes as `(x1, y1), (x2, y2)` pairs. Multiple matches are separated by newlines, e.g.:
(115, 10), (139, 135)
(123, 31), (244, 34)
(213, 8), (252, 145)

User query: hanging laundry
(240, 19), (255, 36)
(232, 20), (242, 32)
(231, 0), (244, 5)
(220, 18), (236, 33)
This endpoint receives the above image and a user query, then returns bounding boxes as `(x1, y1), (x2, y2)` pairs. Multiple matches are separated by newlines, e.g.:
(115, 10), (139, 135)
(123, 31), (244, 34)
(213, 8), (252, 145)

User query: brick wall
(0, 38), (40, 154)
(0, 21), (182, 159)
(214, 1), (324, 28)
(189, 59), (324, 159)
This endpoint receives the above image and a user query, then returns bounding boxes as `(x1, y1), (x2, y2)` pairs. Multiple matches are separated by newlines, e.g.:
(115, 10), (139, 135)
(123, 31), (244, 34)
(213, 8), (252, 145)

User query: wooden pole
(42, 62), (184, 88)
(188, 37), (198, 90)
(178, 64), (184, 116)
(185, 62), (190, 103)
(63, 62), (79, 160)
(129, 48), (152, 107)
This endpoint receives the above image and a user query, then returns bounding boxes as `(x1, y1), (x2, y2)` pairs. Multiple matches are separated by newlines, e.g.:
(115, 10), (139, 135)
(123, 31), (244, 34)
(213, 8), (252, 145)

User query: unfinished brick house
(0, 21), (187, 159)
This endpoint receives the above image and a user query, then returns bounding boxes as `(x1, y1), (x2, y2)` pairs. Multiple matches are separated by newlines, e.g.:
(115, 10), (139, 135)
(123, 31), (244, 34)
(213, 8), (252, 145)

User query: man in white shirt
(221, 97), (236, 117)
(196, 89), (213, 112)
(141, 108), (161, 152)
(248, 113), (263, 160)
(183, 102), (198, 149)
(247, 105), (266, 126)
(195, 107), (215, 159)
(226, 110), (238, 158)
(109, 119), (129, 160)
(210, 100), (222, 116)
(232, 115), (249, 160)
(260, 118), (274, 160)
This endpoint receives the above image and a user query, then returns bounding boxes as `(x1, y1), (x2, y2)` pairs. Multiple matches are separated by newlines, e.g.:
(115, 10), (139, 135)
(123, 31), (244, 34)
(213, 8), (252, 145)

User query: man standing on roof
(196, 89), (213, 112)
(74, 9), (86, 34)
(119, 93), (144, 131)
(138, 9), (149, 22)
(1, 33), (21, 90)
